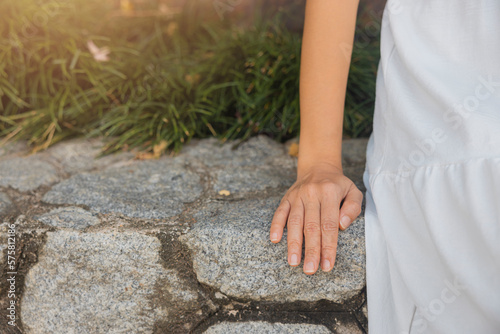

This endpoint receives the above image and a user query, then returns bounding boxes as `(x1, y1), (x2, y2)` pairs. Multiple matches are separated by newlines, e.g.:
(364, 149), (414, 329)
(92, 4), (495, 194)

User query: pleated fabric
(363, 1), (500, 333)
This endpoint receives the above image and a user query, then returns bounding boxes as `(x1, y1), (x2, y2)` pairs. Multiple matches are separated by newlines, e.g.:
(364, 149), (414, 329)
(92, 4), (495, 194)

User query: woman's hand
(269, 162), (363, 275)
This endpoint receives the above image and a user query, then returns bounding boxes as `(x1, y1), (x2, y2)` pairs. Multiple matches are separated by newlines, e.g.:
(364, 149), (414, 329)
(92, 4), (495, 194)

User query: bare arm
(270, 0), (363, 275)
(298, 0), (360, 176)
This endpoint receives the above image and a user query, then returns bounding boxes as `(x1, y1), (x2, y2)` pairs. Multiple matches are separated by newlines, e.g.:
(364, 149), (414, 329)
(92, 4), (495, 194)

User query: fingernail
(340, 215), (351, 229)
(271, 233), (278, 242)
(290, 254), (299, 265)
(304, 261), (314, 272)
(322, 259), (331, 271)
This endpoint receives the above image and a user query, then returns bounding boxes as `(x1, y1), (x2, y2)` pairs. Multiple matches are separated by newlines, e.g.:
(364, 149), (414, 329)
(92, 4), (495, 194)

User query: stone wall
(0, 135), (369, 333)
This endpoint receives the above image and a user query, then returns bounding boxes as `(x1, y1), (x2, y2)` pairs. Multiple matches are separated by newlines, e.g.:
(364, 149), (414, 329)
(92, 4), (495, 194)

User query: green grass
(0, 0), (379, 156)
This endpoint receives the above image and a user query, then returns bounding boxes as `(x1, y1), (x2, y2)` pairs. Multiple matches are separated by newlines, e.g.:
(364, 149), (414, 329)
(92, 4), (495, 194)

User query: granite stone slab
(0, 156), (59, 191)
(204, 321), (332, 334)
(180, 135), (296, 169)
(46, 138), (135, 174)
(42, 159), (203, 219)
(21, 230), (210, 333)
(179, 197), (366, 304)
(0, 192), (13, 216)
(34, 206), (101, 230)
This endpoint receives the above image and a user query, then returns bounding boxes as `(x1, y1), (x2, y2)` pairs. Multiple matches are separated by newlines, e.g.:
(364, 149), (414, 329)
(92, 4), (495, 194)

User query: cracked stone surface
(34, 206), (101, 230)
(0, 192), (13, 216)
(180, 135), (297, 194)
(0, 156), (59, 191)
(203, 321), (332, 333)
(21, 230), (211, 334)
(179, 196), (365, 304)
(212, 165), (295, 194)
(180, 135), (296, 169)
(1, 136), (369, 333)
(0, 223), (9, 266)
(42, 159), (203, 219)
(45, 137), (135, 174)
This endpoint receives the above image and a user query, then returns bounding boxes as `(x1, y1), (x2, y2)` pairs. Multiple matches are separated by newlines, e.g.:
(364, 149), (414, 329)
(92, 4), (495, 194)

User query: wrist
(297, 159), (343, 179)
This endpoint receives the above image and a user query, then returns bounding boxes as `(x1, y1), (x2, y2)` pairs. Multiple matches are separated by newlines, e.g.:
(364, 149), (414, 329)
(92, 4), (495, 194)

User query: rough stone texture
(341, 139), (369, 166)
(21, 230), (210, 334)
(203, 321), (332, 334)
(330, 318), (365, 334)
(34, 207), (100, 230)
(0, 156), (59, 191)
(180, 135), (297, 194)
(180, 135), (296, 169)
(46, 137), (135, 174)
(0, 223), (9, 266)
(3, 136), (369, 333)
(0, 192), (13, 216)
(179, 196), (365, 304)
(212, 165), (295, 194)
(42, 159), (203, 219)
(357, 301), (369, 333)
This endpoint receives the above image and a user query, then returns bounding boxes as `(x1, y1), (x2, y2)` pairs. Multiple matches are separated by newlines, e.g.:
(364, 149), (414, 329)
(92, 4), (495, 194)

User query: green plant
(0, 0), (378, 156)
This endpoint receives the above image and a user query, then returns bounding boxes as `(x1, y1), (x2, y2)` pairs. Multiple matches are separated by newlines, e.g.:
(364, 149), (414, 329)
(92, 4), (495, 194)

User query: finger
(319, 191), (340, 272)
(286, 197), (304, 267)
(302, 198), (321, 275)
(270, 197), (291, 243)
(339, 185), (363, 230)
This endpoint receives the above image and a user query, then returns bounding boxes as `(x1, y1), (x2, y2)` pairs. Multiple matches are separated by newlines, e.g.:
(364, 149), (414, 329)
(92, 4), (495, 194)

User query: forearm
(297, 0), (360, 178)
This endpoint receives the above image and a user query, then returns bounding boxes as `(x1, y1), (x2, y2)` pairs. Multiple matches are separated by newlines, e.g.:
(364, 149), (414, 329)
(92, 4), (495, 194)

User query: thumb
(339, 185), (363, 230)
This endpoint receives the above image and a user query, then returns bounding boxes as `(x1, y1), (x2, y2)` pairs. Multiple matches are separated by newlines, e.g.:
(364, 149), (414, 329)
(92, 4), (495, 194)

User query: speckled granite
(179, 196), (365, 303)
(42, 159), (203, 219)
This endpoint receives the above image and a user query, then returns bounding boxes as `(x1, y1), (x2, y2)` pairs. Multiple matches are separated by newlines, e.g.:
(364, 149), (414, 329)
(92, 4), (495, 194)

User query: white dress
(363, 1), (500, 333)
